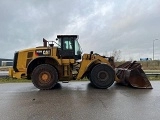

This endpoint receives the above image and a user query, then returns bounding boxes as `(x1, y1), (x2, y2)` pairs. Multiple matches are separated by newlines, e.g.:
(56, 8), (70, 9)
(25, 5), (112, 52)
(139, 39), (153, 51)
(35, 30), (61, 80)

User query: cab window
(63, 37), (73, 50)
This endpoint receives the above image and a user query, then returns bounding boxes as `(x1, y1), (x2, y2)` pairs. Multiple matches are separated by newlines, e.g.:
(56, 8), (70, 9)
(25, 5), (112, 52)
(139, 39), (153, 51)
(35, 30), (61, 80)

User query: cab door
(59, 37), (75, 59)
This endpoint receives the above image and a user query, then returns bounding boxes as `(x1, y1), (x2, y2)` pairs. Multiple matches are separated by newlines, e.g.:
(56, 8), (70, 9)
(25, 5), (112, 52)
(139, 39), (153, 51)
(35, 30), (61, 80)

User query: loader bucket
(115, 61), (152, 89)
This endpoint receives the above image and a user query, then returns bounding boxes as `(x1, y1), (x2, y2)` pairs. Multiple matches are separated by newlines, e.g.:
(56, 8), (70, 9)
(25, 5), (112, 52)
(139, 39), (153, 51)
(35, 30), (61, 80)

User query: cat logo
(35, 49), (51, 56)
(43, 50), (50, 55)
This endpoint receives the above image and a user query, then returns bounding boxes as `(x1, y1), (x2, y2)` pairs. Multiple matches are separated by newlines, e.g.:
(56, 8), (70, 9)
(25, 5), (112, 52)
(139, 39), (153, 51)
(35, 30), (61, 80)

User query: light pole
(153, 39), (159, 60)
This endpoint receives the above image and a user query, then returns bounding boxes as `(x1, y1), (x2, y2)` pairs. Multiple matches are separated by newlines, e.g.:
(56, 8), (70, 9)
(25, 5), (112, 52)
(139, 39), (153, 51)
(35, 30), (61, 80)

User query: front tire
(90, 64), (115, 89)
(31, 64), (58, 90)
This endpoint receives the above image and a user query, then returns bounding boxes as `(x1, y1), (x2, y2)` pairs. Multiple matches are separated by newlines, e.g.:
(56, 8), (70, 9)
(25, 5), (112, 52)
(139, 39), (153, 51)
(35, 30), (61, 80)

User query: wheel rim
(39, 71), (51, 84)
(97, 71), (109, 81)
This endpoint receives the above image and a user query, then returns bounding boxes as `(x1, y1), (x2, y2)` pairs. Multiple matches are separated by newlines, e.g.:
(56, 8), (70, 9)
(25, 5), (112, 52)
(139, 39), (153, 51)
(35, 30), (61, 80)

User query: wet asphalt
(0, 81), (160, 120)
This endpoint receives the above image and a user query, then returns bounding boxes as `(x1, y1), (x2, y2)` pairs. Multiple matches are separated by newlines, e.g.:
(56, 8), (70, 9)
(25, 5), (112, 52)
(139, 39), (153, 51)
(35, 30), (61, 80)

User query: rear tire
(31, 64), (58, 90)
(90, 64), (115, 89)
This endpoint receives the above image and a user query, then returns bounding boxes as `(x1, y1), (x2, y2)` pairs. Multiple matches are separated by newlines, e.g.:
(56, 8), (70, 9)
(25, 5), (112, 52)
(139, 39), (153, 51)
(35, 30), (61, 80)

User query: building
(0, 58), (13, 66)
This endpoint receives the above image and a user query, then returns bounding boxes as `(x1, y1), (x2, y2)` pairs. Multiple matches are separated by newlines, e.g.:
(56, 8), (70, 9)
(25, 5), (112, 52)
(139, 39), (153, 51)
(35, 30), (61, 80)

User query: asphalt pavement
(0, 81), (160, 120)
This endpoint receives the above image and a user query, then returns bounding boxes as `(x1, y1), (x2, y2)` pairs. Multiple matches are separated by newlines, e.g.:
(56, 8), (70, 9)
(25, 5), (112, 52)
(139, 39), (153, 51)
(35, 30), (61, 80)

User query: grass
(0, 77), (31, 83)
(147, 76), (160, 81)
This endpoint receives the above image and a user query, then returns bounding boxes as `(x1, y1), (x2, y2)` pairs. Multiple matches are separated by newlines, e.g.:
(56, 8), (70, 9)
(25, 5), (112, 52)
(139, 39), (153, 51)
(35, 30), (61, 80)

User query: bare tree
(103, 51), (108, 57)
(129, 57), (134, 61)
(111, 50), (121, 62)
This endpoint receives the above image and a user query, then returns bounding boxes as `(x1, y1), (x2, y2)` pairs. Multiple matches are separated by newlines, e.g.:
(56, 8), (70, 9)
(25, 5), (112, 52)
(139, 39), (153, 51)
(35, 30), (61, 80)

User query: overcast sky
(0, 0), (160, 61)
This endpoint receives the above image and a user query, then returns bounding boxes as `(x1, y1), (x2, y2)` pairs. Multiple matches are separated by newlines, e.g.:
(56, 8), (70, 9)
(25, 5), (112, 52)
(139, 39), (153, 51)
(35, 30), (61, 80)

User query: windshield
(75, 39), (82, 55)
(57, 38), (61, 48)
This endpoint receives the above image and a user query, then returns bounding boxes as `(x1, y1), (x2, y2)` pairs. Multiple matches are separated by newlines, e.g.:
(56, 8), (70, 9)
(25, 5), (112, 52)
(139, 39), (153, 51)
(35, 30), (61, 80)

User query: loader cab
(57, 35), (82, 60)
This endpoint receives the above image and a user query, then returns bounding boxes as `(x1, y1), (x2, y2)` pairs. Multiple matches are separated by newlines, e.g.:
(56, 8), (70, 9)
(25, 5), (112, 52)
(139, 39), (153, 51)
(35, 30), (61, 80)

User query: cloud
(0, 0), (160, 60)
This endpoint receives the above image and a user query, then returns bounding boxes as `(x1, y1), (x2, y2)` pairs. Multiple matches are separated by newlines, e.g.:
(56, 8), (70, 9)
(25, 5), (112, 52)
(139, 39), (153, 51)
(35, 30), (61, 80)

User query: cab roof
(57, 35), (78, 38)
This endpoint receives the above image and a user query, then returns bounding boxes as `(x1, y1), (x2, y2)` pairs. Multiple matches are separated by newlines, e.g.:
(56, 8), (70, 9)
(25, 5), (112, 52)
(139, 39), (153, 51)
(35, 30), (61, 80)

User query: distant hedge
(115, 60), (160, 70)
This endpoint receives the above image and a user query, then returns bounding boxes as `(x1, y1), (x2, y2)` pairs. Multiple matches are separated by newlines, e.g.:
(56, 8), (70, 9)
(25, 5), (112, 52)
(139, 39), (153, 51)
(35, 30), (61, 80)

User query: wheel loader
(9, 35), (152, 90)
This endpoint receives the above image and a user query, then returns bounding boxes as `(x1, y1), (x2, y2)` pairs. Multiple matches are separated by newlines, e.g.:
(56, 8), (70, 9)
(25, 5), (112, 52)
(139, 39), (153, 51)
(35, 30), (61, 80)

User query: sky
(0, 0), (160, 61)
